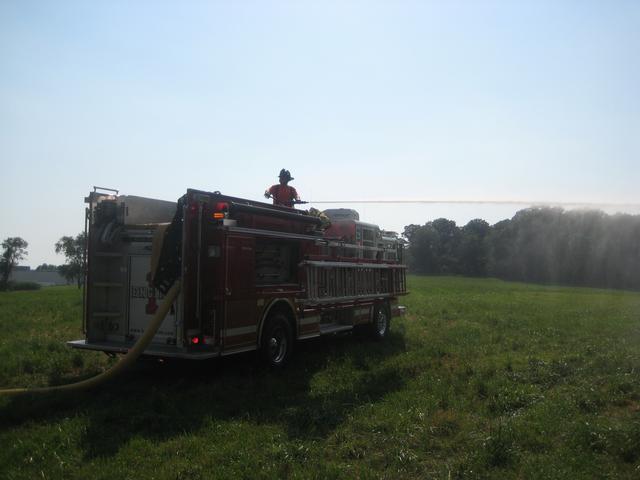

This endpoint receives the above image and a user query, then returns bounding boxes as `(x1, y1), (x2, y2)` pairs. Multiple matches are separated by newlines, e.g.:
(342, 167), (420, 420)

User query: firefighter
(264, 169), (300, 208)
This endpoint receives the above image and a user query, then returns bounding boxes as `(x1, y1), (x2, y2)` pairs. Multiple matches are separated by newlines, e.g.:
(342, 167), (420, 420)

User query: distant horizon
(10, 198), (640, 268)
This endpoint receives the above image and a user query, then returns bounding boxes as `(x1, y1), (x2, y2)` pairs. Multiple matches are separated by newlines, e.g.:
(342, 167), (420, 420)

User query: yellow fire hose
(0, 281), (180, 397)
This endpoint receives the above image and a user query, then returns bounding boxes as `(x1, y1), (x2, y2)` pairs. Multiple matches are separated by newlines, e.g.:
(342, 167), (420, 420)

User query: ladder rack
(302, 260), (406, 304)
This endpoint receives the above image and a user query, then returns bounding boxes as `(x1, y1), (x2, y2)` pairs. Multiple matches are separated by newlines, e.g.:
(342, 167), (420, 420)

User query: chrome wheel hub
(269, 328), (287, 363)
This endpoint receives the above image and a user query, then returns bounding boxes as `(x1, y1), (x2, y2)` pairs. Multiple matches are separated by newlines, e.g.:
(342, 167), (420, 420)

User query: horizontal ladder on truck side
(302, 260), (406, 304)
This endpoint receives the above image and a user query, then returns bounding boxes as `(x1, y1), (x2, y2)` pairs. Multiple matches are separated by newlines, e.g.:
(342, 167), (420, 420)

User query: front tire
(261, 313), (294, 367)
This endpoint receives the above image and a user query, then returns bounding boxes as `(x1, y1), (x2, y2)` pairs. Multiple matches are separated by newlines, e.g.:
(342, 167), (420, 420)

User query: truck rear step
(67, 340), (219, 360)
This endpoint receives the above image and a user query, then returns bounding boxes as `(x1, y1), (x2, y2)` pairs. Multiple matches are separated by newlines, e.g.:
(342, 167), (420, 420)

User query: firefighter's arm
(264, 186), (273, 199)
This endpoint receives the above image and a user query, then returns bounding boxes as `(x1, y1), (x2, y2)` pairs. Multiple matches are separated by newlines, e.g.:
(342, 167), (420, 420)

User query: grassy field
(1, 277), (639, 479)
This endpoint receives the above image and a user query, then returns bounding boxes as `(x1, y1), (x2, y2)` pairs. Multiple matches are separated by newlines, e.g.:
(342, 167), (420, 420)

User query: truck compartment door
(223, 236), (257, 349)
(128, 255), (178, 344)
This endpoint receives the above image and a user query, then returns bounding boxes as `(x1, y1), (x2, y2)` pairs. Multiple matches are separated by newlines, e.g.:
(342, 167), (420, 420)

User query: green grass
(1, 277), (639, 479)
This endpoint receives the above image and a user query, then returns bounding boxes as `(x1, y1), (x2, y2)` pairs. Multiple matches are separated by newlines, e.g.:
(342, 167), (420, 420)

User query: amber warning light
(212, 202), (229, 220)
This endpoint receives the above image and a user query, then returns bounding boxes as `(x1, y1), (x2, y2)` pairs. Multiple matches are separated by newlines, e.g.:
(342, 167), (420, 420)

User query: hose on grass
(0, 281), (181, 397)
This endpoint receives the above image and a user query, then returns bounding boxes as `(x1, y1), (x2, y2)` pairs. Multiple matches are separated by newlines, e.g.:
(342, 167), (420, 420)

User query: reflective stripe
(298, 333), (321, 340)
(296, 293), (395, 305)
(222, 325), (258, 338)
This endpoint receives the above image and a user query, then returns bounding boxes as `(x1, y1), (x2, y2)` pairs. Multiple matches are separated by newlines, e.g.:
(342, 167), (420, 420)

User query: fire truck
(68, 187), (407, 366)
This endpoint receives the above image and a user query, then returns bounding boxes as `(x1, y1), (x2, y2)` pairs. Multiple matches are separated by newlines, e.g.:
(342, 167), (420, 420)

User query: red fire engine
(69, 188), (407, 366)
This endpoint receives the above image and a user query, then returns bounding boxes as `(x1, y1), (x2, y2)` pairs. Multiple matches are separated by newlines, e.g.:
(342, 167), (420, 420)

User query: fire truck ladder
(302, 260), (407, 304)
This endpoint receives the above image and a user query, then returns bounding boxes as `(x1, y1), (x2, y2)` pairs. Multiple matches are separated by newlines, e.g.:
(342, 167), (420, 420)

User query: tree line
(3, 210), (639, 291)
(0, 233), (86, 290)
(403, 207), (640, 291)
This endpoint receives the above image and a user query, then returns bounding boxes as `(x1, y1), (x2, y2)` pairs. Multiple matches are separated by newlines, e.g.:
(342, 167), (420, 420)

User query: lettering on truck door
(223, 236), (257, 350)
(128, 255), (177, 343)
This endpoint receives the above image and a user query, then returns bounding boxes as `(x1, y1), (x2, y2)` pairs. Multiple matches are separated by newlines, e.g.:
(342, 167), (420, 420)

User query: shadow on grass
(0, 330), (409, 459)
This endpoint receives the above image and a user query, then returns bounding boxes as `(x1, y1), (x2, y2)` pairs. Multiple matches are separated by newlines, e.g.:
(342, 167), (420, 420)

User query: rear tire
(260, 313), (294, 368)
(368, 303), (390, 340)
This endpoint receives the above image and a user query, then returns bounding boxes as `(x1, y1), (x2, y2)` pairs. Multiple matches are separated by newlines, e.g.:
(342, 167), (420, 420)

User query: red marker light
(191, 336), (200, 345)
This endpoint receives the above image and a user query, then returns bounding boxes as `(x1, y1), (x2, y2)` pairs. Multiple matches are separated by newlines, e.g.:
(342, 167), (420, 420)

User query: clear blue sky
(1, 0), (639, 266)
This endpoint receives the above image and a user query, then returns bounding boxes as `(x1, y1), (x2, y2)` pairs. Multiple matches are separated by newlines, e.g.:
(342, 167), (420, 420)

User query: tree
(36, 263), (59, 271)
(430, 218), (461, 274)
(403, 219), (462, 274)
(55, 232), (87, 288)
(459, 219), (490, 276)
(402, 224), (422, 243)
(403, 208), (640, 291)
(1, 237), (29, 288)
(406, 223), (439, 273)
